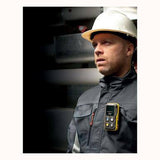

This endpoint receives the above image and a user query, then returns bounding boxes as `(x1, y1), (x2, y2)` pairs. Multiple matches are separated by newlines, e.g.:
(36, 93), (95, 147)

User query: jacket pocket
(120, 103), (137, 123)
(73, 104), (92, 118)
(73, 104), (93, 148)
(119, 103), (137, 152)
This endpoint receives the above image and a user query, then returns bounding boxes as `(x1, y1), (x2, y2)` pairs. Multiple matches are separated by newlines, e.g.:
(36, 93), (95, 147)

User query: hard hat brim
(81, 29), (137, 42)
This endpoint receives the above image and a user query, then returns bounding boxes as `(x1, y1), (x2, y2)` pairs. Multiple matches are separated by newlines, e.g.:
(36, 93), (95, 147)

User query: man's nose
(94, 44), (103, 56)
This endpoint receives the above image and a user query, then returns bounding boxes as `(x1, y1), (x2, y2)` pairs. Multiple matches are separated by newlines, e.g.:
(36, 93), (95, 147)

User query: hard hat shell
(81, 10), (137, 42)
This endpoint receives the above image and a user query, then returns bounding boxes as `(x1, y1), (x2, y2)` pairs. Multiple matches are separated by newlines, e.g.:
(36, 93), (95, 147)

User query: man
(67, 9), (137, 153)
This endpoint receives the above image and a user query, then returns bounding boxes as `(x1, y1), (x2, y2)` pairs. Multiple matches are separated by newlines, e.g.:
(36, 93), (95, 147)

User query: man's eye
(102, 41), (111, 45)
(92, 43), (97, 48)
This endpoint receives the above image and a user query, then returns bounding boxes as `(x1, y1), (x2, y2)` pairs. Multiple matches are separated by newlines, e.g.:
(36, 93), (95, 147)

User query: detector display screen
(106, 105), (114, 116)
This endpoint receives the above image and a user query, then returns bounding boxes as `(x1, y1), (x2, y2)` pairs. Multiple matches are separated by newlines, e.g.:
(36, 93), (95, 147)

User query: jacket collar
(99, 67), (137, 89)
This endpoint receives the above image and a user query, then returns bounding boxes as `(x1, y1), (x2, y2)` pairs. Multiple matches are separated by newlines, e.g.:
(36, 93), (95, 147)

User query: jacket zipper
(87, 109), (97, 146)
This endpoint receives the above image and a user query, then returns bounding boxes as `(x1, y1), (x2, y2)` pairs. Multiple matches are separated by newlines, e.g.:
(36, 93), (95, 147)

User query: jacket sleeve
(67, 118), (80, 153)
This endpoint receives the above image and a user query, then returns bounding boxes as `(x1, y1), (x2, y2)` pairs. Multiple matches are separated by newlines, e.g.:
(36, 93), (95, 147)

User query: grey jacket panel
(67, 68), (137, 153)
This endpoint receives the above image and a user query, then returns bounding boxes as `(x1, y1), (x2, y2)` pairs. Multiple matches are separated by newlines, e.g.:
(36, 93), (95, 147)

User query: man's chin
(98, 68), (111, 76)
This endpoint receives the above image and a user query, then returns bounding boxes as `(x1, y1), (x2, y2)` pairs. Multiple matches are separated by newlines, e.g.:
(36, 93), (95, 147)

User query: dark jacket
(67, 68), (137, 153)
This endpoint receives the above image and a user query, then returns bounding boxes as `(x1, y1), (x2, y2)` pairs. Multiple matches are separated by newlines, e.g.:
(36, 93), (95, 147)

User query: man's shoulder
(77, 85), (101, 105)
(81, 85), (100, 96)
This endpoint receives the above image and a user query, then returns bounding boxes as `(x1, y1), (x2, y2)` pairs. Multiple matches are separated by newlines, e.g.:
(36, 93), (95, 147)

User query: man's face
(92, 33), (133, 77)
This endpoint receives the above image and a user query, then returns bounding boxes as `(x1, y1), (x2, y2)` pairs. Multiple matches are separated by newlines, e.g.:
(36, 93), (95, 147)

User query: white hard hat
(82, 10), (137, 42)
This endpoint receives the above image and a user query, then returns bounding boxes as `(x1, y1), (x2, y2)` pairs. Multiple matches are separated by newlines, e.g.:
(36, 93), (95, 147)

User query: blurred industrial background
(23, 7), (137, 153)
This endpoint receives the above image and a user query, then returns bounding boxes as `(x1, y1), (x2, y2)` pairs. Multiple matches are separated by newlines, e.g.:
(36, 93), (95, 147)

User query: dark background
(23, 7), (99, 153)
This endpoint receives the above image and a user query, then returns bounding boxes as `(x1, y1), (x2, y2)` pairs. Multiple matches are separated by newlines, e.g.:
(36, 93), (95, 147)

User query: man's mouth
(96, 58), (105, 63)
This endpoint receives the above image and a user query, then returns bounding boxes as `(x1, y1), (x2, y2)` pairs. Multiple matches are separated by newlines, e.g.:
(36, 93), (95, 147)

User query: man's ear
(126, 43), (134, 57)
